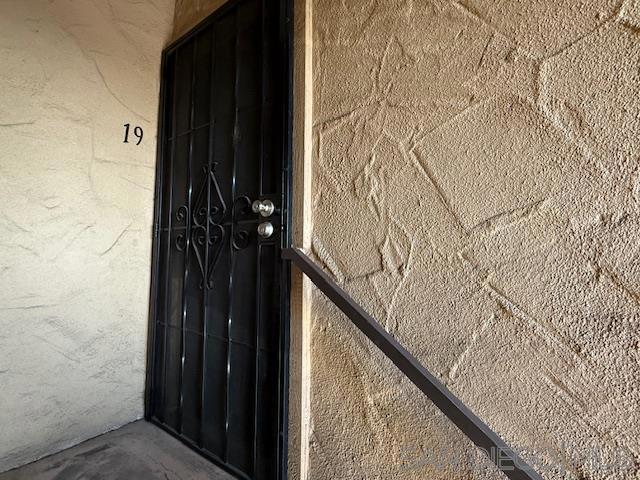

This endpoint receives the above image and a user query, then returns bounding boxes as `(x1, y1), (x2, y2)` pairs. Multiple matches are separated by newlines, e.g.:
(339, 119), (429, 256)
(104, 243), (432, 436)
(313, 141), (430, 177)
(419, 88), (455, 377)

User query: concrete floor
(0, 421), (235, 480)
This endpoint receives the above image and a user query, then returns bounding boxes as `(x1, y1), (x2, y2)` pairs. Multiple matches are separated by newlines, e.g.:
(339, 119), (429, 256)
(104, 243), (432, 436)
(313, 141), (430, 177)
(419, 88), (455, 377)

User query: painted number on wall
(123, 123), (144, 145)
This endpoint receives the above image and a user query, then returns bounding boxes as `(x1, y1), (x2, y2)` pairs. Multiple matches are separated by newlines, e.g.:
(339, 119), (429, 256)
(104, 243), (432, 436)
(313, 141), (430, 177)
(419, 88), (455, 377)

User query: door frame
(144, 1), (294, 478)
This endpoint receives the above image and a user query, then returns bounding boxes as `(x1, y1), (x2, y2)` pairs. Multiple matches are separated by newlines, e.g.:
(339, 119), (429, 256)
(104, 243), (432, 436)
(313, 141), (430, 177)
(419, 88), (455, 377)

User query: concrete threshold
(0, 421), (235, 480)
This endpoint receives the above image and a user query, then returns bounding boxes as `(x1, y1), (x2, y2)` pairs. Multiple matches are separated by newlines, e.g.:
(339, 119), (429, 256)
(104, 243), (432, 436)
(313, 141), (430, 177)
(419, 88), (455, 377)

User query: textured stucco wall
(170, 0), (640, 478)
(173, 0), (229, 39)
(311, 0), (640, 479)
(0, 0), (173, 472)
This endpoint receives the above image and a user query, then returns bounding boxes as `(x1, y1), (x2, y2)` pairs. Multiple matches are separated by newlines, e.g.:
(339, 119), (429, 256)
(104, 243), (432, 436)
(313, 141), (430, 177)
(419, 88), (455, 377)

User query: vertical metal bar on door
(162, 52), (180, 422)
(252, 0), (267, 474)
(200, 25), (218, 448)
(177, 40), (198, 436)
(224, 10), (240, 463)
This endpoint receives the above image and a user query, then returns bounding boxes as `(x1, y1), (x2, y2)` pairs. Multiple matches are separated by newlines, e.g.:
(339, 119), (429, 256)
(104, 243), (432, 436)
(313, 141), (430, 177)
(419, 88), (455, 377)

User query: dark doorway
(146, 1), (292, 479)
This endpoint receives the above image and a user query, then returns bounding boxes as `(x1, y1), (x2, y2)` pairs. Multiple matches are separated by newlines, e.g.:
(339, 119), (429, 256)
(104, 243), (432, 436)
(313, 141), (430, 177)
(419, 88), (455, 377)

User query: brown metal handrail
(283, 247), (542, 480)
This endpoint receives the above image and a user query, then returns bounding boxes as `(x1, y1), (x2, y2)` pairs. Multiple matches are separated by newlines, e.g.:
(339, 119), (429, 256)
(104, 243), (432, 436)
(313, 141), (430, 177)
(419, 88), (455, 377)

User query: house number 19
(123, 123), (144, 145)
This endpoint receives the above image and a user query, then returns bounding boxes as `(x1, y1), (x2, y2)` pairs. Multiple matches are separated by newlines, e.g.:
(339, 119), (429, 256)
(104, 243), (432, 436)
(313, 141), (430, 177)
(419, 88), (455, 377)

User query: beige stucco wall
(311, 0), (640, 479)
(173, 0), (640, 478)
(173, 0), (229, 39)
(0, 0), (173, 472)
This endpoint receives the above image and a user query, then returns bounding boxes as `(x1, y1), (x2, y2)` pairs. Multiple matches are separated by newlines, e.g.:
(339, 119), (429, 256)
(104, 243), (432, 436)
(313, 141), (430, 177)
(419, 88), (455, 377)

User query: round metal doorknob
(257, 222), (275, 239)
(252, 199), (275, 217)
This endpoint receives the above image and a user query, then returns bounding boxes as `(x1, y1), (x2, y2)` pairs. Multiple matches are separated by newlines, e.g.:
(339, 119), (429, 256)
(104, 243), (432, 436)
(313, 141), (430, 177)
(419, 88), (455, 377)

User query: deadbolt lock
(252, 199), (275, 217)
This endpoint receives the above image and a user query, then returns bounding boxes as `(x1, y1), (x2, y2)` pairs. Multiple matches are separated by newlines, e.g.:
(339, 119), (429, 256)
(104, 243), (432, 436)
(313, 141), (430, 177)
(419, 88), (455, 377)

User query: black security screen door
(146, 1), (291, 479)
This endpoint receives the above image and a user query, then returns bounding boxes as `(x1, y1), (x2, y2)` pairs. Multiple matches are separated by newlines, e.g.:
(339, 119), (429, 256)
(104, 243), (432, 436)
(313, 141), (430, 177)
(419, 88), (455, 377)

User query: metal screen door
(146, 1), (291, 479)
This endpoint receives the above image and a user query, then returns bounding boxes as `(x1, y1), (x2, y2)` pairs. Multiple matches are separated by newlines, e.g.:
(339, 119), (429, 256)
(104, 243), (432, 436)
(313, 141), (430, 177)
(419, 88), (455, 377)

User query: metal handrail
(283, 247), (542, 480)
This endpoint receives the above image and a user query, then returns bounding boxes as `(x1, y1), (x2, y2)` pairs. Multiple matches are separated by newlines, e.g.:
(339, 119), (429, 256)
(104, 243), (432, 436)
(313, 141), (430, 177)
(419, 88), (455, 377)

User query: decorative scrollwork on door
(172, 162), (262, 288)
(176, 164), (229, 289)
(232, 195), (252, 251)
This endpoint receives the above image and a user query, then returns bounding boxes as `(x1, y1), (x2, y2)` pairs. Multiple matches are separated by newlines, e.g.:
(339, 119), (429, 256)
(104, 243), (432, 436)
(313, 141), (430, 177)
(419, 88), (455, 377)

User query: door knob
(257, 222), (274, 239)
(252, 199), (275, 217)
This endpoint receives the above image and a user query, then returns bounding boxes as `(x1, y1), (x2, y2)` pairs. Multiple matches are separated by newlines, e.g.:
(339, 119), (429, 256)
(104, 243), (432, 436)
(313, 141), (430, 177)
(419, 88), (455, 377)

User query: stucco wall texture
(72, 0), (640, 478)
(173, 0), (229, 39)
(311, 0), (640, 479)
(0, 0), (173, 472)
